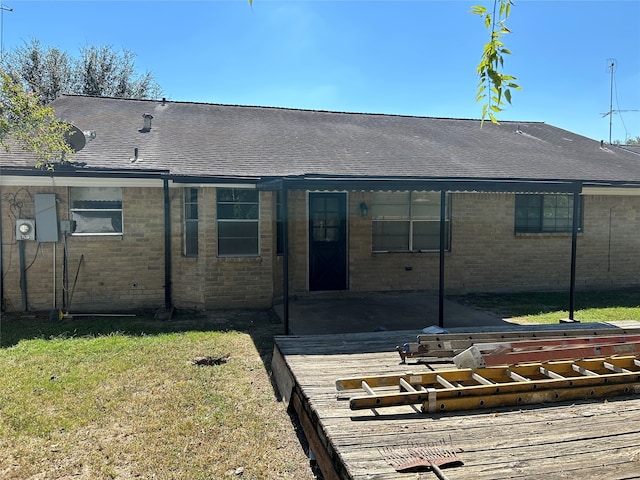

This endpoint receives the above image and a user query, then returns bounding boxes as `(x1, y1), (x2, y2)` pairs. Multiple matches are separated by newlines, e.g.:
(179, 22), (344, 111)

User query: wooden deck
(273, 326), (640, 480)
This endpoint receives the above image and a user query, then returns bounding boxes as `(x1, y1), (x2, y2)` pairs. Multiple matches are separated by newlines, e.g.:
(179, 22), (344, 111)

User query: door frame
(307, 191), (349, 291)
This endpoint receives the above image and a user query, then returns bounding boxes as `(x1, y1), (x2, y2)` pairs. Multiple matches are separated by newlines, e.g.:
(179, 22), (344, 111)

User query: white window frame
(371, 191), (451, 252)
(183, 187), (199, 257)
(514, 193), (583, 234)
(69, 186), (123, 236)
(216, 188), (260, 257)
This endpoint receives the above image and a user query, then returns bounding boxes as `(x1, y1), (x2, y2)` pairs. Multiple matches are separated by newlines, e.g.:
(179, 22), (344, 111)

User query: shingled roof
(3, 95), (640, 184)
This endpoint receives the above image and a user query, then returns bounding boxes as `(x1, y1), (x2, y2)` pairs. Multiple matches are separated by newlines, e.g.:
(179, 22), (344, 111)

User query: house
(2, 95), (640, 321)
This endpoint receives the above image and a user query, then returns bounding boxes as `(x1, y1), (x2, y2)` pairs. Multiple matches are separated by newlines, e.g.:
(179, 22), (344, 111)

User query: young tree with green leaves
(0, 72), (73, 169)
(252, 0), (521, 124)
(1, 41), (162, 168)
(472, 0), (521, 124)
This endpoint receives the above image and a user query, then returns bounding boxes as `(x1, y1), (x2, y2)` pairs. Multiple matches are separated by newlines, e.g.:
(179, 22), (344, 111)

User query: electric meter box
(16, 219), (36, 241)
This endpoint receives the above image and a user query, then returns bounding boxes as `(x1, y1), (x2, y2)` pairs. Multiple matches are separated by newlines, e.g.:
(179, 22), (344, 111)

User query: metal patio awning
(264, 175), (584, 335)
(256, 176), (584, 194)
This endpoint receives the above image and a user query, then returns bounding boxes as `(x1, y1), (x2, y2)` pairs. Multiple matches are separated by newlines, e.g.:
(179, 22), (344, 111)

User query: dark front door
(309, 192), (347, 291)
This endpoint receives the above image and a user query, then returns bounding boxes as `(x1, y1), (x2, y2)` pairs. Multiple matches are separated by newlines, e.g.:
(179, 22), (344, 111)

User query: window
(184, 188), (198, 256)
(217, 188), (259, 256)
(69, 187), (122, 235)
(371, 191), (450, 252)
(515, 194), (583, 233)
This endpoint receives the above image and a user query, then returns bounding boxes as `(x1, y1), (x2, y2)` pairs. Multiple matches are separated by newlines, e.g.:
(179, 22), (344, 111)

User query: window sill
(216, 256), (262, 262)
(71, 233), (124, 237)
(515, 232), (582, 238)
(372, 250), (450, 254)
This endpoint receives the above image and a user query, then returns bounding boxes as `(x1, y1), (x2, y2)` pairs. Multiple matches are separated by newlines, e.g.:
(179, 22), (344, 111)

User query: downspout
(18, 240), (27, 311)
(163, 178), (172, 309)
(438, 190), (446, 328)
(0, 191), (3, 312)
(568, 186), (581, 320)
(282, 186), (290, 335)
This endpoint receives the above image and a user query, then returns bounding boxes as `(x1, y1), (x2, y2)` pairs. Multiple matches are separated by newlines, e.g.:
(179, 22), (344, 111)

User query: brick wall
(170, 187), (206, 310)
(577, 195), (640, 287)
(1, 185), (64, 312)
(348, 191), (441, 292)
(1, 185), (166, 313)
(171, 188), (275, 310)
(446, 192), (572, 292)
(286, 190), (309, 293)
(3, 185), (640, 313)
(346, 192), (640, 295)
(2, 184), (279, 313)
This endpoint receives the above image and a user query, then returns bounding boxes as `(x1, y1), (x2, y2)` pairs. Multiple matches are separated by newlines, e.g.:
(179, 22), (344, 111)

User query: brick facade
(1, 185), (166, 312)
(2, 183), (639, 314)
(346, 192), (640, 294)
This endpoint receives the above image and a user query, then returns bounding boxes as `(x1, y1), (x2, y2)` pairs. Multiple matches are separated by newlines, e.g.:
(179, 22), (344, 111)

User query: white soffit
(582, 186), (640, 196)
(0, 175), (164, 188)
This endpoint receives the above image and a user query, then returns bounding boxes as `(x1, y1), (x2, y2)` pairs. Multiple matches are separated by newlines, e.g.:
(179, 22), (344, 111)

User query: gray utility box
(34, 193), (59, 242)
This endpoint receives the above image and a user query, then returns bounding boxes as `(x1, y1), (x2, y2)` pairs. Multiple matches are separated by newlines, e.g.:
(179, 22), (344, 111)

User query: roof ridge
(56, 94), (547, 124)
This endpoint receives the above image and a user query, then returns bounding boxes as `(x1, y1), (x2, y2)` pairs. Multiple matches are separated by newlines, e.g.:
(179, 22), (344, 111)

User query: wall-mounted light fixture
(359, 201), (368, 217)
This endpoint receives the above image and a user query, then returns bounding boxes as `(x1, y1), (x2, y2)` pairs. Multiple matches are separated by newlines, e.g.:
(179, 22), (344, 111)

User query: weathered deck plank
(274, 326), (640, 479)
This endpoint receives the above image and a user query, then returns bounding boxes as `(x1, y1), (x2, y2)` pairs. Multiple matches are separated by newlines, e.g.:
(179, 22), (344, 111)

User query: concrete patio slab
(273, 291), (510, 335)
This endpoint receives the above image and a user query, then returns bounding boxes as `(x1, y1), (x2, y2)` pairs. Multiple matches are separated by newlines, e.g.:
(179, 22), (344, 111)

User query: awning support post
(438, 190), (446, 328)
(569, 188), (580, 320)
(282, 186), (290, 335)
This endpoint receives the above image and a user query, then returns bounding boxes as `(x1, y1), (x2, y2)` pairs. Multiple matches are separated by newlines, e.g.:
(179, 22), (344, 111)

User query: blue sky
(2, 1), (639, 142)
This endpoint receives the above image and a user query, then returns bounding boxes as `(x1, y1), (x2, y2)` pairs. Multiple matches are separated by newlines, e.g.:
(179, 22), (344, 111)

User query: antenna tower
(607, 59), (616, 144)
(601, 59), (640, 144)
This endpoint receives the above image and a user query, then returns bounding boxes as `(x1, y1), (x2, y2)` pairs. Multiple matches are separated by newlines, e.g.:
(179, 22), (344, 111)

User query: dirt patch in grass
(0, 308), (318, 479)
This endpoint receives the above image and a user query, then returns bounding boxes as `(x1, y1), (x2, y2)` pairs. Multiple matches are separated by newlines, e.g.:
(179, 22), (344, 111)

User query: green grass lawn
(452, 288), (640, 324)
(2, 289), (639, 478)
(0, 310), (314, 480)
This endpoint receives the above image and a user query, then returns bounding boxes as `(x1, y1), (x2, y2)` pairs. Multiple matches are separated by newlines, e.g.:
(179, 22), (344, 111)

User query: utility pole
(0, 3), (12, 60)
